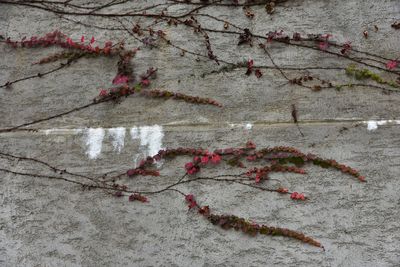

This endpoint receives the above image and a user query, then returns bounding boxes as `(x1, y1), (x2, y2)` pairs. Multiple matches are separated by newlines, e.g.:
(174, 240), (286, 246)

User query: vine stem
(0, 101), (102, 133)
(0, 55), (83, 88)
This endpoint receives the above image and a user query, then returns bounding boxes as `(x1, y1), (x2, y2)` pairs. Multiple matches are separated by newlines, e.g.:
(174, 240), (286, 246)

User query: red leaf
(112, 74), (129, 84)
(386, 60), (398, 70)
(140, 79), (150, 86)
(246, 140), (256, 149)
(185, 194), (195, 202)
(185, 194), (197, 209)
(66, 38), (74, 46)
(318, 41), (328, 51)
(201, 156), (209, 165)
(99, 89), (108, 97)
(277, 187), (289, 194)
(185, 162), (194, 170)
(129, 193), (148, 203)
(188, 201), (197, 209)
(255, 69), (262, 78)
(246, 155), (256, 161)
(210, 153), (221, 164)
(290, 192), (306, 200)
(340, 41), (352, 55)
(127, 169), (136, 176)
(246, 59), (254, 75)
(198, 206), (210, 216)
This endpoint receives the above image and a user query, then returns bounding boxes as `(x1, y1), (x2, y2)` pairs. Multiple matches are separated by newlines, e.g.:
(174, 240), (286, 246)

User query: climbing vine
(0, 141), (366, 249)
(0, 0), (397, 252)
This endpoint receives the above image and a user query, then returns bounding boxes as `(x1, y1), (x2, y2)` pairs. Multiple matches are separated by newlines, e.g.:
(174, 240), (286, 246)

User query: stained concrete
(0, 1), (400, 266)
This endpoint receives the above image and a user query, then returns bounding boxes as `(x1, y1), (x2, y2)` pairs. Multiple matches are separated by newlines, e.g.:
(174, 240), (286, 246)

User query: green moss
(278, 156), (305, 167)
(134, 83), (142, 92)
(312, 159), (331, 169)
(345, 64), (399, 88)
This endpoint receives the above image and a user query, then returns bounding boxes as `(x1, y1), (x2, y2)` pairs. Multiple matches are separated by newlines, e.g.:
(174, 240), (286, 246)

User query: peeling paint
(364, 120), (400, 131)
(367, 121), (378, 131)
(130, 127), (139, 140)
(245, 123), (253, 130)
(139, 125), (164, 157)
(132, 126), (165, 155)
(42, 128), (83, 135)
(130, 125), (164, 164)
(108, 127), (126, 153)
(228, 123), (253, 130)
(83, 128), (105, 159)
(45, 126), (164, 160)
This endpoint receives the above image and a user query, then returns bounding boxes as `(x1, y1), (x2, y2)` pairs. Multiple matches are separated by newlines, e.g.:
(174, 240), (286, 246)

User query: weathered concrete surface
(0, 1), (400, 266)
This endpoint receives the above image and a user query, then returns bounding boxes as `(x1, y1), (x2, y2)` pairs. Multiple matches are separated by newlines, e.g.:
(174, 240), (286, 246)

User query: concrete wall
(0, 1), (399, 266)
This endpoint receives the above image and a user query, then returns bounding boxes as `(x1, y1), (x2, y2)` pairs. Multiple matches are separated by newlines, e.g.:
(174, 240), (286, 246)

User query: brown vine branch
(0, 55), (83, 88)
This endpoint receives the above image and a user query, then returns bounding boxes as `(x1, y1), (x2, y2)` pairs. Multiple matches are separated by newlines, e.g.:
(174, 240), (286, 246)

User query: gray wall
(0, 1), (400, 266)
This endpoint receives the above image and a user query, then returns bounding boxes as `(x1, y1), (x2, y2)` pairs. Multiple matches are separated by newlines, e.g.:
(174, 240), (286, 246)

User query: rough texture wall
(0, 1), (400, 266)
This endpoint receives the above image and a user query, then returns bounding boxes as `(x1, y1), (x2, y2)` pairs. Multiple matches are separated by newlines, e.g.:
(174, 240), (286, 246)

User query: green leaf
(134, 83), (142, 92)
(288, 157), (305, 167)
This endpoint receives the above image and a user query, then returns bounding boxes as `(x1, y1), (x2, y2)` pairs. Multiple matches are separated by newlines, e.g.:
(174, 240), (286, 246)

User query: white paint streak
(84, 128), (105, 159)
(42, 128), (83, 135)
(133, 154), (140, 168)
(367, 121), (378, 131)
(229, 123), (253, 130)
(364, 120), (400, 131)
(108, 127), (126, 153)
(245, 123), (253, 130)
(130, 127), (139, 140)
(139, 125), (164, 157)
(74, 129), (84, 134)
(129, 125), (164, 164)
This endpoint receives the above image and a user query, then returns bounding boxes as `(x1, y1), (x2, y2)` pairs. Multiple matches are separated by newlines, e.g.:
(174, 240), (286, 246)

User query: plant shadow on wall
(0, 0), (398, 252)
(0, 141), (366, 250)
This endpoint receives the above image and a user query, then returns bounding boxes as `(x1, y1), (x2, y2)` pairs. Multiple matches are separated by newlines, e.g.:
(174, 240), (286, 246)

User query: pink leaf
(386, 60), (398, 70)
(185, 194), (197, 209)
(185, 194), (195, 202)
(99, 89), (108, 96)
(201, 156), (209, 165)
(290, 192), (306, 200)
(246, 140), (256, 149)
(185, 162), (194, 170)
(66, 38), (74, 46)
(129, 193), (148, 203)
(126, 169), (136, 176)
(319, 41), (329, 51)
(246, 59), (254, 75)
(210, 154), (221, 164)
(188, 201), (197, 209)
(246, 155), (256, 161)
(340, 41), (352, 55)
(255, 69), (263, 78)
(112, 74), (129, 85)
(140, 79), (150, 86)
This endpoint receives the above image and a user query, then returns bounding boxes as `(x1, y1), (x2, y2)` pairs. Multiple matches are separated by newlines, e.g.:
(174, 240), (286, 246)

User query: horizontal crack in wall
(0, 119), (399, 136)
